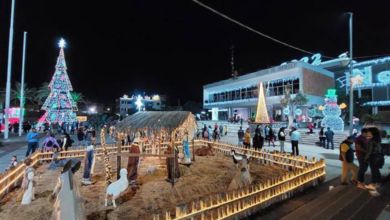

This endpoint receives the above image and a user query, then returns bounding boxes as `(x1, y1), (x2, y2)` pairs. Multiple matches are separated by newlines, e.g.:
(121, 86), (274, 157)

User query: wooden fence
(0, 138), (326, 220)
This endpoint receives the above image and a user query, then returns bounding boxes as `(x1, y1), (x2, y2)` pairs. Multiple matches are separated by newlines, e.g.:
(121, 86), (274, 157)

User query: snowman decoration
(321, 89), (344, 132)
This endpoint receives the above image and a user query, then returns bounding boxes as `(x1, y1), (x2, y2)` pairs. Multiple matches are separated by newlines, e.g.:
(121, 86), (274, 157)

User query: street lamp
(348, 12), (354, 134)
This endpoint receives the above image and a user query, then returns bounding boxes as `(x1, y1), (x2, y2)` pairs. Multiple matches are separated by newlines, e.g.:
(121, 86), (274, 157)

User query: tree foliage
(71, 92), (86, 106)
(11, 82), (37, 105)
(183, 101), (203, 114)
(35, 82), (50, 105)
(280, 83), (309, 127)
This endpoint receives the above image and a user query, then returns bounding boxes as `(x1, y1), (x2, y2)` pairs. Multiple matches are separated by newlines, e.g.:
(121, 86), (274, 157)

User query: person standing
(219, 124), (224, 137)
(224, 125), (228, 136)
(325, 127), (335, 150)
(340, 136), (358, 185)
(208, 126), (212, 140)
(290, 127), (301, 156)
(278, 127), (286, 152)
(265, 125), (270, 142)
(244, 128), (251, 149)
(212, 128), (219, 142)
(319, 127), (326, 148)
(77, 128), (84, 147)
(355, 128), (369, 189)
(62, 132), (72, 151)
(26, 128), (40, 157)
(268, 128), (276, 147)
(237, 126), (244, 146)
(253, 132), (264, 151)
(364, 127), (384, 192)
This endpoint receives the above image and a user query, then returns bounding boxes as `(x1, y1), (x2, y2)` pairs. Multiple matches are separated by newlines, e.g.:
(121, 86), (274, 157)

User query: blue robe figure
(82, 145), (94, 185)
(182, 133), (191, 164)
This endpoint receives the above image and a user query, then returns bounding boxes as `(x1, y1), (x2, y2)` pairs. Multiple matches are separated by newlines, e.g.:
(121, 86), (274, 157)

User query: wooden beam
(117, 153), (174, 158)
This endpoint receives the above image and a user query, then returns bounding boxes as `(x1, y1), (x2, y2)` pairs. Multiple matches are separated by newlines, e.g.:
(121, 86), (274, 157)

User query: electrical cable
(192, 0), (335, 59)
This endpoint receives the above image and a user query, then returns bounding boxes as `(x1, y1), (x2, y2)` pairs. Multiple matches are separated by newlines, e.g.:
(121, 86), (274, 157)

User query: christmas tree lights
(101, 128), (113, 185)
(255, 82), (270, 123)
(321, 89), (344, 132)
(41, 38), (78, 124)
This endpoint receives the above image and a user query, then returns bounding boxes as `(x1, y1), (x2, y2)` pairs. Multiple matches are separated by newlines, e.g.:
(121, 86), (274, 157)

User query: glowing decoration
(351, 74), (364, 88)
(318, 105), (324, 110)
(123, 94), (129, 98)
(58, 38), (66, 48)
(152, 95), (160, 101)
(352, 56), (390, 68)
(255, 82), (270, 123)
(295, 109), (302, 116)
(339, 103), (347, 109)
(135, 95), (143, 111)
(41, 38), (78, 123)
(321, 89), (344, 132)
(378, 71), (390, 83)
(283, 108), (290, 115)
(362, 101), (390, 106)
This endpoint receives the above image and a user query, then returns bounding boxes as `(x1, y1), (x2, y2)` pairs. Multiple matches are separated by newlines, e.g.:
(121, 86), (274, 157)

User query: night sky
(0, 0), (389, 106)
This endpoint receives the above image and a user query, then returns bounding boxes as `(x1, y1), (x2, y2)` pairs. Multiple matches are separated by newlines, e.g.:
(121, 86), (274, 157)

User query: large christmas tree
(41, 38), (78, 124)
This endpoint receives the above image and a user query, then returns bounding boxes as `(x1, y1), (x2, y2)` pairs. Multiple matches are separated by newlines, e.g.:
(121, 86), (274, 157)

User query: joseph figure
(166, 144), (180, 183)
(127, 144), (141, 184)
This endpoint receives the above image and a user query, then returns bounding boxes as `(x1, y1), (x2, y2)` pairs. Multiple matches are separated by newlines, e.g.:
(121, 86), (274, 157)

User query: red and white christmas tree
(41, 38), (78, 124)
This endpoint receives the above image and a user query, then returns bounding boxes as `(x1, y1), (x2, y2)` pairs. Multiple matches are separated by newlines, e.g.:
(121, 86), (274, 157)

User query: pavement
(216, 133), (390, 184)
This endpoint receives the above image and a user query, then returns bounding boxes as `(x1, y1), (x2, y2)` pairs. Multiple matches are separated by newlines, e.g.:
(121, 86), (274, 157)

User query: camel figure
(228, 155), (252, 191)
(195, 143), (214, 156)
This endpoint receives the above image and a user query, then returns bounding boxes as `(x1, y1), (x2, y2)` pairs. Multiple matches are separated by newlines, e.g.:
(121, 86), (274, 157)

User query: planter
(363, 123), (382, 130)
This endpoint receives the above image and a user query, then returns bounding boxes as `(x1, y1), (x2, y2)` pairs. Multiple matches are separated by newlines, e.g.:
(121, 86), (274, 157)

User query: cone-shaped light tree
(255, 82), (270, 123)
(41, 38), (78, 124)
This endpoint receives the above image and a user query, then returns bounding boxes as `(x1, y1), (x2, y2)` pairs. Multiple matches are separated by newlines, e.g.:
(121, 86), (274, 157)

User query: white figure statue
(51, 160), (86, 220)
(105, 168), (129, 208)
(21, 158), (35, 205)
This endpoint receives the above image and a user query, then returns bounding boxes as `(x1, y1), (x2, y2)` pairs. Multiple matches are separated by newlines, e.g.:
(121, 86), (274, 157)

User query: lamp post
(19, 32), (27, 136)
(348, 12), (354, 134)
(4, 0), (16, 139)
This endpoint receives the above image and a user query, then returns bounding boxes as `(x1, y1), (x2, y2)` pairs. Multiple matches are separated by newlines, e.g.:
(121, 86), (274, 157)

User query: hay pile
(0, 153), (287, 220)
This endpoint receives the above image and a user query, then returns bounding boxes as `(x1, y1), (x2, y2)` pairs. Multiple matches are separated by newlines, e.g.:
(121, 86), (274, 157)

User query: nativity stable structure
(115, 111), (198, 185)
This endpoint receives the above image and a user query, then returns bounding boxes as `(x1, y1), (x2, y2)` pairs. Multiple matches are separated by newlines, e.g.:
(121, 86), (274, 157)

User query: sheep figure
(146, 165), (157, 175)
(105, 168), (129, 208)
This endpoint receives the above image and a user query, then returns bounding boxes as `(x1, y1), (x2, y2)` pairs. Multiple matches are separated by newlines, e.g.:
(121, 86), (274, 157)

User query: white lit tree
(280, 83), (308, 128)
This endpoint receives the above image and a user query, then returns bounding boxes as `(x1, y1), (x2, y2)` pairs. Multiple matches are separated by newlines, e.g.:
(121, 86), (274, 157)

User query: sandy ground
(0, 152), (287, 220)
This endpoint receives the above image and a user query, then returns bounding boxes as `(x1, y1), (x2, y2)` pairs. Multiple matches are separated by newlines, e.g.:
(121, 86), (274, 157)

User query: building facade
(116, 95), (165, 117)
(203, 61), (334, 121)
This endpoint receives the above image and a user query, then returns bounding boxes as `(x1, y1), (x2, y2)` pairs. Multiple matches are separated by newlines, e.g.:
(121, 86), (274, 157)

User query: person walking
(325, 127), (335, 150)
(278, 127), (286, 152)
(84, 129), (93, 146)
(354, 128), (370, 189)
(224, 125), (228, 136)
(340, 136), (358, 185)
(364, 127), (384, 192)
(237, 126), (244, 146)
(268, 128), (276, 147)
(290, 127), (301, 156)
(244, 128), (251, 149)
(26, 128), (40, 157)
(319, 127), (326, 148)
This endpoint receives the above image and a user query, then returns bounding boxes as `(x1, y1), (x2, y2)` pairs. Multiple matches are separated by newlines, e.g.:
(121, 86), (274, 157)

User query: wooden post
(117, 132), (123, 180)
(192, 138), (195, 162)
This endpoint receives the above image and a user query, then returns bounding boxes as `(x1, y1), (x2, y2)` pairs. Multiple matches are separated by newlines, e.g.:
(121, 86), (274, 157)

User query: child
(6, 156), (18, 171)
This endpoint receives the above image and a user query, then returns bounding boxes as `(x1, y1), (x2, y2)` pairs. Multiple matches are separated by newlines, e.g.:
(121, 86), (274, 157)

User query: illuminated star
(351, 75), (364, 88)
(59, 38), (66, 48)
(135, 95), (143, 111)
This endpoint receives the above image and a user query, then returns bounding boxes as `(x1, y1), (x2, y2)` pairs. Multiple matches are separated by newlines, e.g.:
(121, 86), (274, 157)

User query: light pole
(348, 12), (354, 134)
(19, 32), (27, 136)
(4, 0), (16, 139)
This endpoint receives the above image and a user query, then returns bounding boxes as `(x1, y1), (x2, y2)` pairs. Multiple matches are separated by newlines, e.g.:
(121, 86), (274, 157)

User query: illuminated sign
(77, 116), (87, 122)
(378, 71), (390, 83)
(4, 107), (25, 118)
(280, 53), (349, 67)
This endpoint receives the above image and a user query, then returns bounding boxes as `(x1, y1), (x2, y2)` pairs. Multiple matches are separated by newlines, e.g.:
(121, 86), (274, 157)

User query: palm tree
(71, 92), (86, 106)
(11, 82), (37, 106)
(35, 82), (50, 105)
